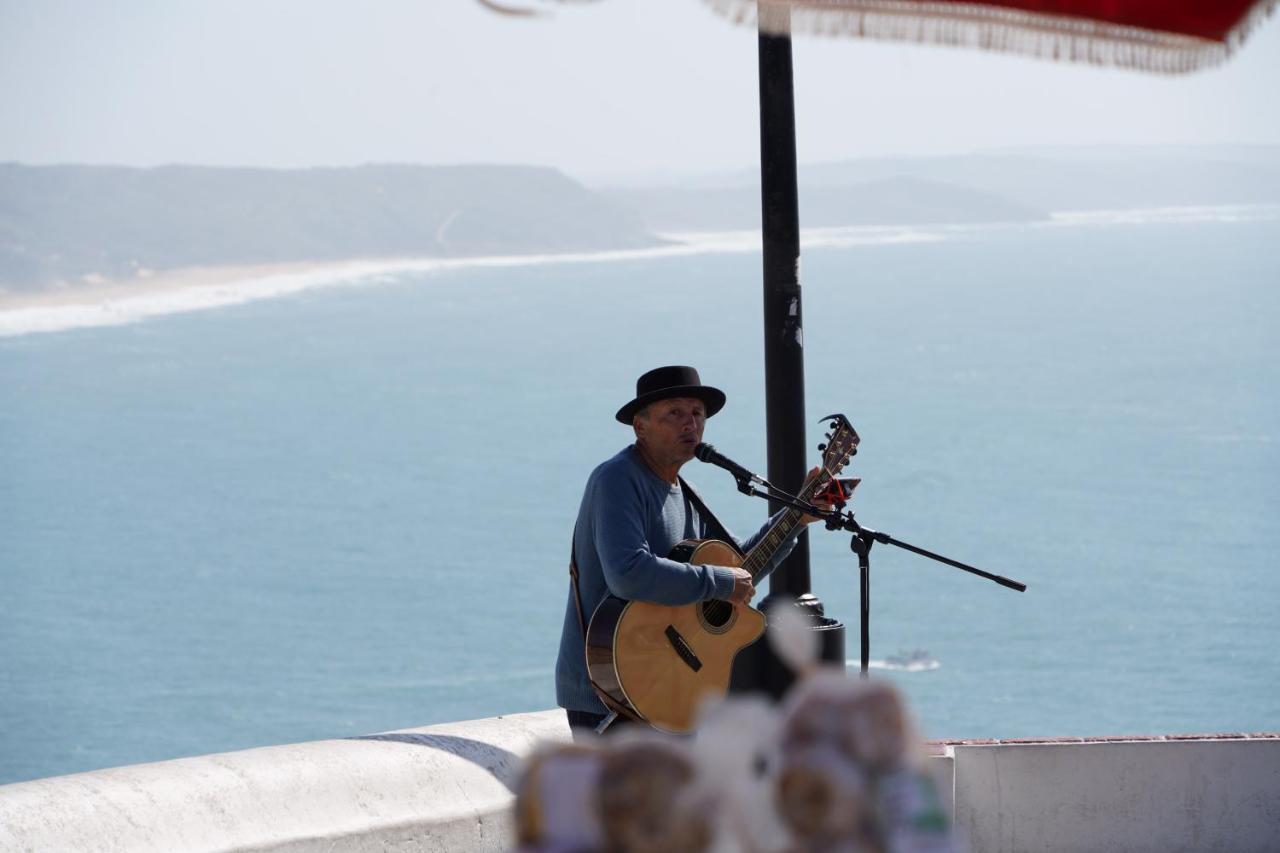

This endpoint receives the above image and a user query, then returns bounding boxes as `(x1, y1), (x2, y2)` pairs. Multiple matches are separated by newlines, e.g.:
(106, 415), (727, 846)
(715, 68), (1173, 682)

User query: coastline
(0, 260), (341, 312)
(0, 227), (938, 338)
(2, 203), (1276, 339)
(0, 257), (467, 338)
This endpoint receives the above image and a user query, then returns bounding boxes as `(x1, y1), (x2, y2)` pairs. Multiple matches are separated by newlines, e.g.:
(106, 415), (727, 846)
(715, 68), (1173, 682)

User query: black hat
(615, 366), (726, 424)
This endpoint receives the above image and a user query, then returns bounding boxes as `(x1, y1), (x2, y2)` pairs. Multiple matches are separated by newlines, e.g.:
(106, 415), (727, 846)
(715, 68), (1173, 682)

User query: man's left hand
(800, 465), (836, 524)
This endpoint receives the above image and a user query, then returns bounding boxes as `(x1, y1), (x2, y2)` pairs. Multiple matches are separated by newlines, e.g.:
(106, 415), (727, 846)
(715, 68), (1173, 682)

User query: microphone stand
(730, 474), (1027, 678)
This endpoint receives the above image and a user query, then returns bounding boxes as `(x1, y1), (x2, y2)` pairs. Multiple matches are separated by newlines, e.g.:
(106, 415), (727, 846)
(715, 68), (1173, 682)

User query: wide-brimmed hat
(615, 366), (726, 424)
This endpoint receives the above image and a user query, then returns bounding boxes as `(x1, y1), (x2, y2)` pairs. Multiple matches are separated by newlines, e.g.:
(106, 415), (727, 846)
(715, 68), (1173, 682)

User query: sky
(1, 0), (1279, 183)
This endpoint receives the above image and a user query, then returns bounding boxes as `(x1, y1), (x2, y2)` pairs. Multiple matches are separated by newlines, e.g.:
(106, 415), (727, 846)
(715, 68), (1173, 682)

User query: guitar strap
(567, 530), (588, 638)
(679, 476), (744, 559)
(568, 529), (642, 723)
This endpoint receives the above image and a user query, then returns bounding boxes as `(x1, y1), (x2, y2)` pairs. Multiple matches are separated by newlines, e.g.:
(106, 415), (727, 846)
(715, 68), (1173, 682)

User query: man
(555, 365), (824, 735)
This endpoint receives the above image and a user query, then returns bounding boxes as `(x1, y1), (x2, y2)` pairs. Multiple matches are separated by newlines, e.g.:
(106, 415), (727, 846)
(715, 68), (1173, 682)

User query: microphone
(694, 443), (766, 486)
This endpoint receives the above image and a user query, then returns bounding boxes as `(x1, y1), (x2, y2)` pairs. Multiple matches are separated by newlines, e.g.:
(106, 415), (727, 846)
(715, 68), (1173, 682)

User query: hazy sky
(2, 0), (1279, 181)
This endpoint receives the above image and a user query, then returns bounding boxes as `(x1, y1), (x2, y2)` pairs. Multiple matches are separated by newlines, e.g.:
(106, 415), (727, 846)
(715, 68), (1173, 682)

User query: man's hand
(727, 567), (755, 605)
(801, 465), (836, 524)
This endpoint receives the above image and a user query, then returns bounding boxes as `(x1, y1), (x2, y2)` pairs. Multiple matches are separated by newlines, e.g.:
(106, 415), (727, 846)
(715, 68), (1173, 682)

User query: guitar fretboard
(741, 474), (828, 579)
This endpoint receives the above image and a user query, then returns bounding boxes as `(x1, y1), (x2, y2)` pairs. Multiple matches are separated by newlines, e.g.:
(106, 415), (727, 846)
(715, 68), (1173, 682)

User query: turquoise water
(2, 215), (1278, 784)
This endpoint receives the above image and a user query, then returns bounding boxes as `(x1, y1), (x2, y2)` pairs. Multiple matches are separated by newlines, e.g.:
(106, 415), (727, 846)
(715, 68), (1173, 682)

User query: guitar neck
(741, 474), (828, 579)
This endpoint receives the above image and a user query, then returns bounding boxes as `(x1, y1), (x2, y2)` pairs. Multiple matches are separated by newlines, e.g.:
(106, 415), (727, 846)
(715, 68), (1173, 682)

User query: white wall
(3, 714), (1276, 853)
(950, 736), (1280, 853)
(0, 709), (570, 852)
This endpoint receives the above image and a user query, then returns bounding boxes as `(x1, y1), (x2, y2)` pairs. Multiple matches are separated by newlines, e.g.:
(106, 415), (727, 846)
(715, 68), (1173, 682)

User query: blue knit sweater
(555, 444), (798, 714)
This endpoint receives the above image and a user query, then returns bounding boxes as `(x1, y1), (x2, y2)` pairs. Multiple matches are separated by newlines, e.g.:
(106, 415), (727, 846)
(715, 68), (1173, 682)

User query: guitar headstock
(817, 414), (860, 477)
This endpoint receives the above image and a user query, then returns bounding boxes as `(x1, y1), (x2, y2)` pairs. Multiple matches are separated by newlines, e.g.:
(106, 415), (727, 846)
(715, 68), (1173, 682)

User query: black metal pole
(854, 533), (872, 678)
(732, 19), (844, 698)
(758, 26), (813, 608)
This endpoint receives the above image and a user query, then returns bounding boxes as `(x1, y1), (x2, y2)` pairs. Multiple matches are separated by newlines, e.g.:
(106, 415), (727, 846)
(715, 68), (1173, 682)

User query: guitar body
(585, 539), (766, 734)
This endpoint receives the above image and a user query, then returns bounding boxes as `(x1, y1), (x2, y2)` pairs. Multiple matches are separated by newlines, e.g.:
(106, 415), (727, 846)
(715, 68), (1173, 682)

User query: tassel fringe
(703, 0), (1278, 74)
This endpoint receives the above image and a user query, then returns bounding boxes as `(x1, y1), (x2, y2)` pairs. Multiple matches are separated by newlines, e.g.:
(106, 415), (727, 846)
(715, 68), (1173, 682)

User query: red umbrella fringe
(704, 0), (1278, 74)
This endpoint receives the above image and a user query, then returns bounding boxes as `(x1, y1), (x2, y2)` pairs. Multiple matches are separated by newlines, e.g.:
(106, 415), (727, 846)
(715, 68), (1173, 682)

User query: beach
(0, 259), (447, 338)
(0, 261), (336, 311)
(0, 226), (940, 338)
(3, 204), (1276, 339)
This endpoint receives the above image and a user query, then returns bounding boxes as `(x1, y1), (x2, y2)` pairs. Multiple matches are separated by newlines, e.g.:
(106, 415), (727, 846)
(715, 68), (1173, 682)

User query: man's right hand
(727, 567), (755, 605)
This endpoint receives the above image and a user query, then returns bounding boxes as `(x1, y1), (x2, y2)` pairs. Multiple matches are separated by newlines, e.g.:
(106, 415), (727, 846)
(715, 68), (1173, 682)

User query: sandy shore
(0, 224), (949, 338)
(0, 239), (771, 338)
(12, 203), (1262, 338)
(0, 256), (485, 338)
(0, 260), (345, 312)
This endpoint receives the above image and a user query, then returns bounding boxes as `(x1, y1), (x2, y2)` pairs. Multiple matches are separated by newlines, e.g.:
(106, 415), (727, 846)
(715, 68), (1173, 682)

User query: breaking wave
(1048, 203), (1280, 227)
(853, 652), (942, 672)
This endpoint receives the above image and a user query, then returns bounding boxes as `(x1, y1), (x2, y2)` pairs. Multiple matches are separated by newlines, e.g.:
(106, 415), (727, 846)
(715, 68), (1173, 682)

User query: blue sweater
(555, 444), (798, 714)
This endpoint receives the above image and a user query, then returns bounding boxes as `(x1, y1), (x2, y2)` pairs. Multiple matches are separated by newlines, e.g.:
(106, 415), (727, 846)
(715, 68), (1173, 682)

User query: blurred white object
(764, 597), (820, 675)
(514, 674), (959, 852)
(694, 695), (792, 853)
(514, 745), (606, 850)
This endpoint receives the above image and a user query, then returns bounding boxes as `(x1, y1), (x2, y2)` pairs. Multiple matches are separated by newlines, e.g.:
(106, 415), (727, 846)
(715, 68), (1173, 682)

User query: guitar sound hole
(701, 600), (733, 629)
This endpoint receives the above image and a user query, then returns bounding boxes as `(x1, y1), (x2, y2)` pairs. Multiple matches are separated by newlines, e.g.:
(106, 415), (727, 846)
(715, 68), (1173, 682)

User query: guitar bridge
(664, 625), (703, 672)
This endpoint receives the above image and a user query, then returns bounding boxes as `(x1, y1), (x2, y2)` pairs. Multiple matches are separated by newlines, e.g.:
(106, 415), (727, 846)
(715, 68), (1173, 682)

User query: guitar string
(701, 441), (852, 625)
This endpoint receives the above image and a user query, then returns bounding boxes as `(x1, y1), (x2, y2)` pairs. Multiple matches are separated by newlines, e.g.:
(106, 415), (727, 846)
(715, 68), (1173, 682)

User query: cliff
(0, 163), (663, 290)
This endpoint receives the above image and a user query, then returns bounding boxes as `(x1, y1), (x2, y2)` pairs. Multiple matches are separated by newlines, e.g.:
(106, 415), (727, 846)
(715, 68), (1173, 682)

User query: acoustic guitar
(585, 415), (860, 733)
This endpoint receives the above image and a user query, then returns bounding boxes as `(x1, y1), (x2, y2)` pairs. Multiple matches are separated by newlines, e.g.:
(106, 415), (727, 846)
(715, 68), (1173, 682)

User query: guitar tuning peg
(817, 443), (827, 451)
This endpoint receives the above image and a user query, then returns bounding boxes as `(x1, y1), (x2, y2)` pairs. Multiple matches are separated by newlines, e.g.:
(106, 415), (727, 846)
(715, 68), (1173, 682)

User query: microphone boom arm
(693, 424), (1026, 685)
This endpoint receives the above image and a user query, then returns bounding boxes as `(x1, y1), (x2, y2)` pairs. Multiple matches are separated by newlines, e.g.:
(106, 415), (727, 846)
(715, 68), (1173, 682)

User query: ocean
(2, 208), (1278, 784)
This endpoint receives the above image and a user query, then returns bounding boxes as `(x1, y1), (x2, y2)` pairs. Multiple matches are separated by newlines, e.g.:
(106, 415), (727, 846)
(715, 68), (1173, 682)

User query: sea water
(2, 210), (1278, 784)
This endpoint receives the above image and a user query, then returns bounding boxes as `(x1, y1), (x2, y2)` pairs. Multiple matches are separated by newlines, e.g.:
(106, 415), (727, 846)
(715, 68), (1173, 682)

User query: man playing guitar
(556, 366), (831, 736)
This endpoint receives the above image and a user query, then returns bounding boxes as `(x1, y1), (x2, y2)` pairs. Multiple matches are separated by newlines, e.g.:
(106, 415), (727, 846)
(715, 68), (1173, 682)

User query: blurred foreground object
(514, 678), (956, 853)
(473, 0), (1277, 73)
(705, 0), (1277, 73)
(474, 0), (602, 20)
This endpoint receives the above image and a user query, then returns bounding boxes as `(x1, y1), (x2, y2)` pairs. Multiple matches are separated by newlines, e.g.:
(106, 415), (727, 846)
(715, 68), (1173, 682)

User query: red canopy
(705, 0), (1277, 72)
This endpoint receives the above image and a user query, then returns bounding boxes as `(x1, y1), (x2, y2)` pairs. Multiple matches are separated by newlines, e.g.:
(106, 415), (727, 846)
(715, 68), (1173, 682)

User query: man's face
(635, 396), (707, 466)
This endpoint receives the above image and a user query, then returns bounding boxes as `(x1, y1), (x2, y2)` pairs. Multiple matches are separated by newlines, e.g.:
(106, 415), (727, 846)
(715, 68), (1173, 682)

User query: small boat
(883, 649), (940, 672)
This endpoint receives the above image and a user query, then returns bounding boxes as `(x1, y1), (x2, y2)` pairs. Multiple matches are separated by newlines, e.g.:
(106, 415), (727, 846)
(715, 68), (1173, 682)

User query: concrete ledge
(948, 735), (1280, 853)
(0, 709), (570, 852)
(4, 714), (1277, 853)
